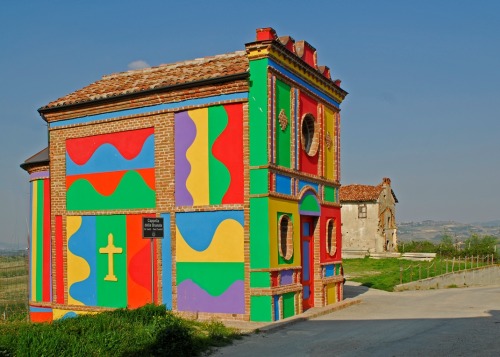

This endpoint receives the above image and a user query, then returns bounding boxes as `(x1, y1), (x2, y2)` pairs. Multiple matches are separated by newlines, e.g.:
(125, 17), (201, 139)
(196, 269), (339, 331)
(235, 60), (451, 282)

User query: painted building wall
(247, 29), (345, 322)
(25, 27), (346, 323)
(29, 173), (51, 304)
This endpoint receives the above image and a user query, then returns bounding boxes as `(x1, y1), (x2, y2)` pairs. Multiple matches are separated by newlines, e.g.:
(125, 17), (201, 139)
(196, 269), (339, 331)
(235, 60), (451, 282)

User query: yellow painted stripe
(186, 108), (210, 205)
(66, 216), (87, 306)
(324, 107), (334, 180)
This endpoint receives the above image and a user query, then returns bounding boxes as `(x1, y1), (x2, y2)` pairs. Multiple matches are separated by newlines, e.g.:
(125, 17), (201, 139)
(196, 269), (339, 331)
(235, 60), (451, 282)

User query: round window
(326, 219), (336, 256)
(278, 215), (294, 260)
(301, 114), (319, 156)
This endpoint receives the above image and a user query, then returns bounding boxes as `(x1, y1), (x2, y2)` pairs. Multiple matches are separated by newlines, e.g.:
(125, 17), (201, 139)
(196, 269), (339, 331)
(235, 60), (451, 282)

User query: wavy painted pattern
(176, 218), (244, 262)
(66, 127), (154, 165)
(66, 135), (154, 175)
(176, 210), (245, 314)
(175, 112), (196, 206)
(67, 216), (96, 306)
(67, 170), (155, 210)
(177, 279), (244, 314)
(177, 262), (244, 313)
(66, 215), (153, 309)
(176, 211), (244, 252)
(66, 128), (155, 211)
(175, 104), (243, 207)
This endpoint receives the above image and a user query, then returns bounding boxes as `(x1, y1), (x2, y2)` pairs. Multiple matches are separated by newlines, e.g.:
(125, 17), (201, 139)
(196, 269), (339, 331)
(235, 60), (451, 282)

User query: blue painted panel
(273, 295), (280, 321)
(30, 306), (52, 313)
(161, 213), (172, 309)
(275, 174), (292, 195)
(302, 241), (310, 281)
(50, 92), (248, 128)
(325, 264), (334, 277)
(303, 285), (310, 299)
(298, 180), (319, 193)
(302, 222), (310, 236)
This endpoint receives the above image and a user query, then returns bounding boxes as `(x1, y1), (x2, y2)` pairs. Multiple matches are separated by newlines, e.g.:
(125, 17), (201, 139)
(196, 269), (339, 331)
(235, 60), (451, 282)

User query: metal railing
(399, 255), (497, 285)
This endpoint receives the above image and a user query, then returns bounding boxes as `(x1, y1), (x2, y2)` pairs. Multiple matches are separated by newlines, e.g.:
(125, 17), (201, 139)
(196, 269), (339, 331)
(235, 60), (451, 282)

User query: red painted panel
(213, 103), (244, 204)
(42, 180), (51, 302)
(55, 215), (64, 304)
(66, 127), (154, 165)
(299, 93), (319, 175)
(30, 311), (53, 323)
(271, 271), (279, 287)
(127, 215), (154, 309)
(319, 206), (342, 263)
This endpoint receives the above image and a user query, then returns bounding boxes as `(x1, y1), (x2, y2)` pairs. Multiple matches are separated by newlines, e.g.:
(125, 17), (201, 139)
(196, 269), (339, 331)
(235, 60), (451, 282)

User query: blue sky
(1, 0), (499, 248)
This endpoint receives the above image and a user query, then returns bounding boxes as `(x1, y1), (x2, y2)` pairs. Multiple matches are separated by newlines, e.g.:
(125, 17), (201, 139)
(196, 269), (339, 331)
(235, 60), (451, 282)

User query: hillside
(398, 220), (500, 243)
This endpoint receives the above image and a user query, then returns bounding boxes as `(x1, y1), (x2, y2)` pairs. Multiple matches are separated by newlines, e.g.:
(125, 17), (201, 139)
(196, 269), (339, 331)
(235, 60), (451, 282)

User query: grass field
(0, 255), (28, 321)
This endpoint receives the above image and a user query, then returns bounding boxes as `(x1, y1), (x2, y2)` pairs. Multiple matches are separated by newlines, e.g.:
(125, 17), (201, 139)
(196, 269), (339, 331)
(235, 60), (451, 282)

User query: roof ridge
(102, 50), (247, 80)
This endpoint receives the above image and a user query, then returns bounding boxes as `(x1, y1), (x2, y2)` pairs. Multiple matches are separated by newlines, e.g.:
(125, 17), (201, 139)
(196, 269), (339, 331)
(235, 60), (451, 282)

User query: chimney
(256, 27), (277, 41)
(382, 177), (391, 186)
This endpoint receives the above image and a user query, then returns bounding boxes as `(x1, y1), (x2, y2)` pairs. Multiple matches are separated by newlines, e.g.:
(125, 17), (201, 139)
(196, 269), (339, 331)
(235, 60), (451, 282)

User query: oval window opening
(279, 215), (293, 260)
(301, 114), (319, 156)
(327, 219), (336, 256)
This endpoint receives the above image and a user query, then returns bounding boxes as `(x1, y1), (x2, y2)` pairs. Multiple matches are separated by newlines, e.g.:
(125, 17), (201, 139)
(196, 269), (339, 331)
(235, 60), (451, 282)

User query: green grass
(343, 257), (495, 291)
(0, 304), (241, 356)
(343, 257), (405, 291)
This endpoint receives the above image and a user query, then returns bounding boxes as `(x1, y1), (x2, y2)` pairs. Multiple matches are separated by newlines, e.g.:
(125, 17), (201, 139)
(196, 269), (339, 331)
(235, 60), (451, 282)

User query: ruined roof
(340, 178), (398, 203)
(40, 51), (249, 110)
(339, 184), (384, 202)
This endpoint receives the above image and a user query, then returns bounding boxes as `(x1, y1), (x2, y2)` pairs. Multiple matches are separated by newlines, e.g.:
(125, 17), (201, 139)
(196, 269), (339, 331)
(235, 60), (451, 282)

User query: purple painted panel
(177, 279), (245, 314)
(175, 111), (196, 206)
(30, 171), (50, 180)
(280, 270), (294, 285)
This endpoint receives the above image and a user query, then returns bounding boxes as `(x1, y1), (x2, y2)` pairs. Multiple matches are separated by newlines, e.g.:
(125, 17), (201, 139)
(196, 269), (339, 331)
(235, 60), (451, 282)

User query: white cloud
(128, 60), (150, 70)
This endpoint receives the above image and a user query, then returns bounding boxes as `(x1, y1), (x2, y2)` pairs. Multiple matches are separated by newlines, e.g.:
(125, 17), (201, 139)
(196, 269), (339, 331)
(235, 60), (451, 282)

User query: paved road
(213, 283), (500, 356)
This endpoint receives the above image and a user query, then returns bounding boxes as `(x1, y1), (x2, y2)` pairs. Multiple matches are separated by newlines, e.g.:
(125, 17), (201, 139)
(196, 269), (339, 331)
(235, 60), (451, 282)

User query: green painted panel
(249, 59), (269, 166)
(208, 105), (230, 204)
(35, 180), (44, 302)
(250, 271), (270, 288)
(250, 197), (270, 269)
(176, 262), (244, 296)
(250, 295), (272, 322)
(67, 170), (156, 210)
(96, 215), (127, 308)
(324, 186), (335, 203)
(283, 292), (295, 319)
(249, 169), (268, 195)
(300, 194), (321, 213)
(275, 80), (291, 168)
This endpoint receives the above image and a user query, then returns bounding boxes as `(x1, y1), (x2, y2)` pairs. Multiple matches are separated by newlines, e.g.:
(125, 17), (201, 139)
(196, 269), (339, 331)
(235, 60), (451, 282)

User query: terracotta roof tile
(339, 184), (384, 202)
(41, 51), (249, 109)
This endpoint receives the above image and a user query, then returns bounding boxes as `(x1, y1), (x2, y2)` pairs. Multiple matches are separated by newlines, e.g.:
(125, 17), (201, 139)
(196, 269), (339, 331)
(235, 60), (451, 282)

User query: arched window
(278, 214), (294, 260)
(326, 219), (336, 256)
(301, 114), (319, 157)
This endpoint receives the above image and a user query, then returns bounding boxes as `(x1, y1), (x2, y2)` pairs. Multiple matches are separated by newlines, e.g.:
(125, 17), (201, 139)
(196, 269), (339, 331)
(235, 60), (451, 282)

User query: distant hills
(398, 220), (500, 243)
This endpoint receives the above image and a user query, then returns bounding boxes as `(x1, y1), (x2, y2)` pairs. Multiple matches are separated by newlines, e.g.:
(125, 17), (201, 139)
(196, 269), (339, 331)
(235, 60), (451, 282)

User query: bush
(0, 304), (239, 357)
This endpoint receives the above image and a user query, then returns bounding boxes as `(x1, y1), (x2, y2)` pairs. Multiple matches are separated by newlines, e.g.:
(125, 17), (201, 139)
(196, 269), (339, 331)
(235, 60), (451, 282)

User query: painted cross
(99, 233), (123, 282)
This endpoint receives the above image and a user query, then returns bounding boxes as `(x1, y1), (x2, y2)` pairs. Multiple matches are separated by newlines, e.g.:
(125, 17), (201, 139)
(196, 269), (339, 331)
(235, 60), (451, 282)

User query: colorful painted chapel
(21, 28), (348, 323)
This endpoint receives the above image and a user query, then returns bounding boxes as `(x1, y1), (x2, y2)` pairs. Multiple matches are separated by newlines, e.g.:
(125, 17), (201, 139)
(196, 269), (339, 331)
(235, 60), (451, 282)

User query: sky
(1, 0), (499, 249)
